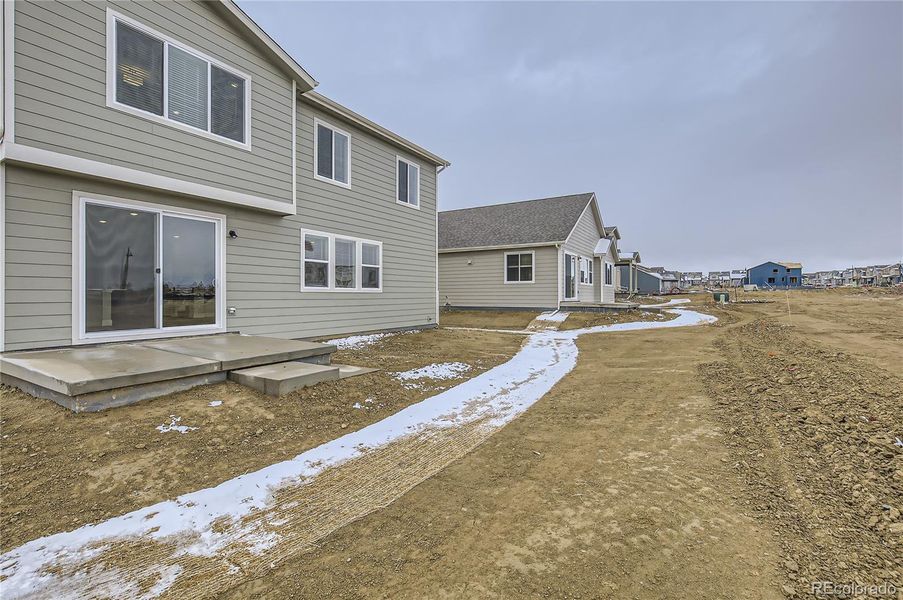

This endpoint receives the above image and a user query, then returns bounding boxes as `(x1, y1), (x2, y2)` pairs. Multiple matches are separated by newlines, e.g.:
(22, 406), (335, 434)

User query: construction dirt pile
(700, 319), (902, 597)
(558, 308), (677, 330)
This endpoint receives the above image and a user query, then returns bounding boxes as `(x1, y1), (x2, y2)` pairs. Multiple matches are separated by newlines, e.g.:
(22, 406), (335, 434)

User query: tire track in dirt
(700, 319), (902, 597)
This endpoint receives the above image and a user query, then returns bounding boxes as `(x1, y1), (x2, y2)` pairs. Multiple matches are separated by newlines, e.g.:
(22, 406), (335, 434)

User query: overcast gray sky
(241, 1), (902, 273)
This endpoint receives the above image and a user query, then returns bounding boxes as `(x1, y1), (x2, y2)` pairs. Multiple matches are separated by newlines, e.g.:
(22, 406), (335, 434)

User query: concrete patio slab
(139, 335), (336, 370)
(0, 344), (219, 396)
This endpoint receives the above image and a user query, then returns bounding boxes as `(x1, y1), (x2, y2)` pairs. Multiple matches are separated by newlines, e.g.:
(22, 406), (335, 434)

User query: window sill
(301, 286), (383, 293)
(313, 173), (352, 190)
(106, 100), (251, 152)
(504, 280), (535, 285)
(396, 200), (421, 210)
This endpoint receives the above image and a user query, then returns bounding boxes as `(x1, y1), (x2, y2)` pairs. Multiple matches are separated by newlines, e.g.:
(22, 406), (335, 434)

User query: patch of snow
(326, 330), (420, 350)
(0, 309), (715, 599)
(533, 310), (569, 323)
(352, 402), (362, 410)
(393, 362), (471, 382)
(208, 401), (222, 407)
(156, 416), (197, 434)
(639, 298), (690, 308)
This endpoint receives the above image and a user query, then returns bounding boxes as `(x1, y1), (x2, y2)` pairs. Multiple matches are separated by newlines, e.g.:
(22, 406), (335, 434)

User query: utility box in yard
(713, 292), (730, 303)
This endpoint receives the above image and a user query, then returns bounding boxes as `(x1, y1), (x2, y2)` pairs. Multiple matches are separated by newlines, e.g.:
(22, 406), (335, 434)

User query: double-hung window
(302, 230), (381, 291)
(587, 259), (594, 284)
(315, 120), (351, 186)
(605, 262), (613, 285)
(108, 12), (250, 147)
(504, 252), (534, 283)
(396, 157), (420, 208)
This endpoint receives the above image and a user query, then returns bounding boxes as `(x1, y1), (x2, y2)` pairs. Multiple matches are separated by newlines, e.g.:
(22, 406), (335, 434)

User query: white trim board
(3, 143), (295, 215)
(0, 163), (5, 352)
(71, 191), (227, 345)
(3, 0), (14, 143)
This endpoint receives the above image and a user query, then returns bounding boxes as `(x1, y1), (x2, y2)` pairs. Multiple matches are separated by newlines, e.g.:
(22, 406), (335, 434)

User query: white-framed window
(587, 259), (594, 285)
(396, 156), (420, 208)
(605, 262), (613, 285)
(314, 119), (351, 188)
(301, 229), (381, 292)
(106, 10), (251, 149)
(504, 251), (534, 283)
(579, 257), (590, 284)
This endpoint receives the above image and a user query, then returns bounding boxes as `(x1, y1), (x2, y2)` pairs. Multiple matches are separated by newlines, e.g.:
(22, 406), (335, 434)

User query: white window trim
(564, 252), (578, 301)
(588, 258), (594, 285)
(503, 250), (535, 284)
(71, 191), (227, 345)
(604, 261), (614, 286)
(105, 9), (252, 151)
(313, 118), (352, 189)
(301, 229), (382, 292)
(395, 155), (421, 210)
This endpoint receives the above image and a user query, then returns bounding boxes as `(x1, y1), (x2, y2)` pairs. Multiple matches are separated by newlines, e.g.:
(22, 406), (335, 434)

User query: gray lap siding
(4, 141), (437, 349)
(12, 0), (294, 205)
(438, 247), (559, 309)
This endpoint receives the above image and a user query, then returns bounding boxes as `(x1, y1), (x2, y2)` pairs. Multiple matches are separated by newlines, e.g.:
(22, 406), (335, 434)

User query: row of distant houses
(803, 264), (903, 288)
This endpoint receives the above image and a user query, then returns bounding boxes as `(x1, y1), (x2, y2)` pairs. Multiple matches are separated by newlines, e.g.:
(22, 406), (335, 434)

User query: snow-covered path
(0, 309), (716, 600)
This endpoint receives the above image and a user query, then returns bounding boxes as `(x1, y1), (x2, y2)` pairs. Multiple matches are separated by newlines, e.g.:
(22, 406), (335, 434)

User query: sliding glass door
(79, 197), (223, 342)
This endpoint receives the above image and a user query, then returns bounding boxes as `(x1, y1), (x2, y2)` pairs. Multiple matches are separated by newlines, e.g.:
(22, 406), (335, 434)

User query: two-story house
(0, 0), (449, 353)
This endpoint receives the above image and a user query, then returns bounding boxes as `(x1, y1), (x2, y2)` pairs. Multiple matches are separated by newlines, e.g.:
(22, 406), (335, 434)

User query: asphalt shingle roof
(438, 193), (595, 250)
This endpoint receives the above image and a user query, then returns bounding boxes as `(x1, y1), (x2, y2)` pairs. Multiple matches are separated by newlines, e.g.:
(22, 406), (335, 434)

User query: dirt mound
(700, 319), (902, 596)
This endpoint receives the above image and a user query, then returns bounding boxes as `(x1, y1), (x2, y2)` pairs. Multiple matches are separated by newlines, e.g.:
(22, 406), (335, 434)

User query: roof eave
(439, 241), (563, 253)
(213, 0), (318, 91)
(299, 92), (451, 167)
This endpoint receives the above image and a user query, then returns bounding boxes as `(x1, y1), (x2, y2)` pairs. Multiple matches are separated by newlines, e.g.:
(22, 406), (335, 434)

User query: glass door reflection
(162, 215), (217, 327)
(84, 204), (157, 333)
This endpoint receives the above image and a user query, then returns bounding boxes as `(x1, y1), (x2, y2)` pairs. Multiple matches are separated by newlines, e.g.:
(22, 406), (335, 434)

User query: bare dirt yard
(2, 290), (900, 599)
(0, 328), (523, 551)
(439, 308), (540, 330)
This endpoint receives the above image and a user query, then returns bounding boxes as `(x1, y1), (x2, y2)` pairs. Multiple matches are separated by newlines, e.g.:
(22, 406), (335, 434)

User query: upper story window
(314, 120), (351, 187)
(107, 11), (250, 149)
(504, 252), (534, 283)
(396, 157), (420, 208)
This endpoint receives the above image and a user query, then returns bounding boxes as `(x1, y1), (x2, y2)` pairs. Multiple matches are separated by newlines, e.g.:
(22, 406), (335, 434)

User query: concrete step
(229, 362), (341, 396)
(332, 363), (379, 379)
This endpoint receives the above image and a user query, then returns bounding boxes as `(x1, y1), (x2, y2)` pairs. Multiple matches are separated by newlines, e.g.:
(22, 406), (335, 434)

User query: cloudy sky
(241, 1), (902, 272)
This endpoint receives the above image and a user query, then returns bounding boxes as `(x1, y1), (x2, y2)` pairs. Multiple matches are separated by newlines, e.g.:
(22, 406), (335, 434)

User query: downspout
(434, 163), (448, 326)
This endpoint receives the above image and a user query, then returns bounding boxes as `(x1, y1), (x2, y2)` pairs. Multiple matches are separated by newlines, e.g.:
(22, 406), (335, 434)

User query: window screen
(116, 22), (164, 115)
(210, 65), (245, 143)
(168, 46), (208, 130)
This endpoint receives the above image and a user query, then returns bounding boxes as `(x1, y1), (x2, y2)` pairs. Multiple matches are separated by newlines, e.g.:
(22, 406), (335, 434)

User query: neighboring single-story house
(438, 193), (620, 310)
(747, 262), (803, 288)
(660, 271), (680, 292)
(631, 265), (666, 295)
(0, 0), (449, 353)
(616, 250), (642, 294)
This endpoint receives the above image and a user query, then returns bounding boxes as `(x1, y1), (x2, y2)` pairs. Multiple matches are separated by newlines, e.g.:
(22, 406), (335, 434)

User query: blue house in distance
(747, 261), (803, 288)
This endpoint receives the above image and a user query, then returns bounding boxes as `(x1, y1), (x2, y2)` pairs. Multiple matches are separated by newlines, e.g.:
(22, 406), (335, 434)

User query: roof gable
(438, 193), (595, 250)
